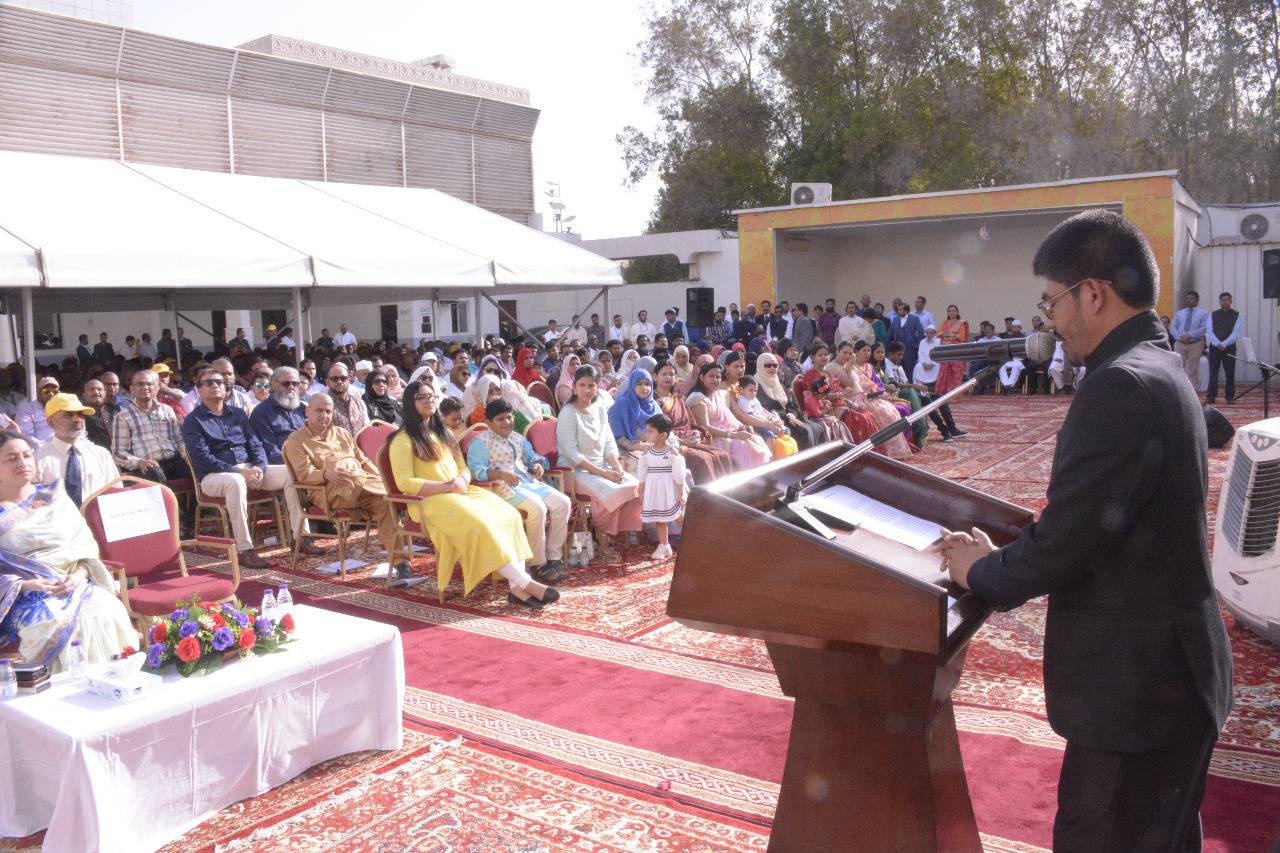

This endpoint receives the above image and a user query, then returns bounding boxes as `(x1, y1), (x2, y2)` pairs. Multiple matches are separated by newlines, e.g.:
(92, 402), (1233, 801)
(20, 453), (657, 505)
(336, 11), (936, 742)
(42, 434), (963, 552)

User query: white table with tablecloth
(0, 604), (403, 853)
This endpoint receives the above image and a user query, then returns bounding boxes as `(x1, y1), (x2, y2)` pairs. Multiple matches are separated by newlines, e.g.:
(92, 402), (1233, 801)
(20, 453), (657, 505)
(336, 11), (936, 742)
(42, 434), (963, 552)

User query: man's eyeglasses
(1037, 278), (1106, 318)
(278, 379), (303, 388)
(253, 381), (270, 389)
(327, 375), (350, 383)
(199, 378), (225, 387)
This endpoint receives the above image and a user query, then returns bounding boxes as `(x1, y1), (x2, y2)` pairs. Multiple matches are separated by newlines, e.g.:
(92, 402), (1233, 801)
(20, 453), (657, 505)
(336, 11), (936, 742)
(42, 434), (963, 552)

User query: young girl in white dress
(636, 413), (686, 560)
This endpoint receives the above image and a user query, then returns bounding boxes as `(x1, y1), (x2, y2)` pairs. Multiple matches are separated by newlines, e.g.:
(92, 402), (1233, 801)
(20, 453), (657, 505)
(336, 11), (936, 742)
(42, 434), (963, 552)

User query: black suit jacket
(968, 311), (1232, 752)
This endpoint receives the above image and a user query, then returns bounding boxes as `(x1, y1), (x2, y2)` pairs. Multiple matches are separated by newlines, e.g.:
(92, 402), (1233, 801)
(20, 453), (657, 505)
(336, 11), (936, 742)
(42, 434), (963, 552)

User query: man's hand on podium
(938, 527), (996, 589)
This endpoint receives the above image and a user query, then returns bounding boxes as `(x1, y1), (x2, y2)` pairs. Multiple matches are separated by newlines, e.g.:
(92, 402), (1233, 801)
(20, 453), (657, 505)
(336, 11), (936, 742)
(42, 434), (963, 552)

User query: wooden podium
(667, 442), (1032, 852)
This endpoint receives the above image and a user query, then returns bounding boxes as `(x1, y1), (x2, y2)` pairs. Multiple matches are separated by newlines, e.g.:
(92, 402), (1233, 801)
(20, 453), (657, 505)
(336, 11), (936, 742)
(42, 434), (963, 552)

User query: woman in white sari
(0, 431), (136, 671)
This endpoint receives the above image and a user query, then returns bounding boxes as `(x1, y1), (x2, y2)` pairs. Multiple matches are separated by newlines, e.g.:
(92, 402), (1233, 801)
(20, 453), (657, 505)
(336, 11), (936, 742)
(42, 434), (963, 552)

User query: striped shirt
(111, 399), (182, 470)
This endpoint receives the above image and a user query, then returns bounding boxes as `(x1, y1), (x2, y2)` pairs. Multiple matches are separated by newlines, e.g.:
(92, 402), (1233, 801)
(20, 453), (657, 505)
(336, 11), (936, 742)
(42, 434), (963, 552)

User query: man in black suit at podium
(940, 210), (1233, 853)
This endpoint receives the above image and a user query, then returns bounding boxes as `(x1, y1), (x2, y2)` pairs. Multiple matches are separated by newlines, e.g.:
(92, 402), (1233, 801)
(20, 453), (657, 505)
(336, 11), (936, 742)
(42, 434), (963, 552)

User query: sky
(133, 0), (661, 239)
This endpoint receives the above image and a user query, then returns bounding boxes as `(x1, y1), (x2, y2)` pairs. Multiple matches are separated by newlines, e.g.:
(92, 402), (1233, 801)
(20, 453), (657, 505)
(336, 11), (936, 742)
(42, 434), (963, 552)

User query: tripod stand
(1226, 350), (1280, 419)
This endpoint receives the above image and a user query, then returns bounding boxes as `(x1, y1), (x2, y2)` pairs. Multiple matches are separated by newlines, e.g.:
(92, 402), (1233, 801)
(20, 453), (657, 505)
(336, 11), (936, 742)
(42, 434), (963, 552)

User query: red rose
(238, 629), (256, 650)
(198, 601), (218, 613)
(175, 635), (201, 663)
(151, 622), (168, 644)
(121, 645), (136, 658)
(280, 613), (294, 634)
(210, 612), (226, 628)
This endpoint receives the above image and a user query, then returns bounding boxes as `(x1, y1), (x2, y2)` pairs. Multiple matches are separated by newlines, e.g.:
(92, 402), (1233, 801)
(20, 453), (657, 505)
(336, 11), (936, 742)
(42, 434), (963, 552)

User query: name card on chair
(98, 486), (169, 542)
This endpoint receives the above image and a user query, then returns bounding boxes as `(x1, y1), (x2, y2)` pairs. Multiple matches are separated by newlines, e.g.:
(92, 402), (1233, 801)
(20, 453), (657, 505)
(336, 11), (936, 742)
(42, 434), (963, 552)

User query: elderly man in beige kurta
(281, 393), (397, 555)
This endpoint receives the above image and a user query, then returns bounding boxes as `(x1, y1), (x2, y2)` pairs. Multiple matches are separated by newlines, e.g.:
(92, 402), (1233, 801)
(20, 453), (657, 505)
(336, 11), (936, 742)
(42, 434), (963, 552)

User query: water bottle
(276, 583), (293, 618)
(260, 589), (277, 623)
(69, 640), (86, 683)
(0, 659), (16, 699)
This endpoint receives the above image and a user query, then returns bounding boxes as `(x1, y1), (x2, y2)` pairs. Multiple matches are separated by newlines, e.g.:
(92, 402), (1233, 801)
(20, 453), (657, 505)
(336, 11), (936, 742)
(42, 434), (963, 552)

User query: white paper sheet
(96, 486), (169, 543)
(807, 484), (944, 551)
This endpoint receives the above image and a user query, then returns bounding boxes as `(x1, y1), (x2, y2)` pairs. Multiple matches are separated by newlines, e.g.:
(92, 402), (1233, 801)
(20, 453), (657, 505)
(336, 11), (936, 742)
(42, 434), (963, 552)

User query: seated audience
(249, 367), (308, 465)
(282, 393), (404, 575)
(325, 362), (369, 435)
(686, 361), (771, 469)
(438, 396), (470, 442)
(0, 431), (137, 672)
(463, 375), (504, 426)
(884, 342), (965, 442)
(733, 375), (798, 458)
(35, 393), (120, 506)
(362, 370), (404, 426)
(79, 378), (113, 450)
(754, 352), (846, 448)
(383, 365), (405, 401)
(556, 364), (643, 557)
(444, 358), (472, 400)
(111, 368), (188, 486)
(181, 365), (299, 569)
(249, 369), (273, 404)
(553, 353), (582, 407)
(608, 368), (660, 470)
(512, 346), (542, 387)
(390, 381), (557, 607)
(500, 379), (553, 434)
(649, 363), (733, 483)
(830, 341), (912, 459)
(467, 398), (570, 583)
(179, 358), (255, 414)
(17, 376), (59, 444)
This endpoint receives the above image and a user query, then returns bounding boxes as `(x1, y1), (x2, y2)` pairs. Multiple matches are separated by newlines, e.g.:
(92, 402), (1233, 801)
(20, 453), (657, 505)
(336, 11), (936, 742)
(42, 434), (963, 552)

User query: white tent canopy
(0, 225), (38, 288)
(306, 181), (623, 290)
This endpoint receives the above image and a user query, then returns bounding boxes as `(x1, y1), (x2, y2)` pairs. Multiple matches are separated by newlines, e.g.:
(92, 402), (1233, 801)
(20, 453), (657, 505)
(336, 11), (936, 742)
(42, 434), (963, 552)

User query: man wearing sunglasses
(325, 364), (368, 435)
(181, 365), (298, 568)
(940, 210), (1231, 852)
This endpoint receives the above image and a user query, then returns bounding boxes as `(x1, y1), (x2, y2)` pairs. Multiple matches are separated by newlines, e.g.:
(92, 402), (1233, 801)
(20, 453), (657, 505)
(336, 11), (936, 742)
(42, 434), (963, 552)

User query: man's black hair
(1032, 209), (1158, 309)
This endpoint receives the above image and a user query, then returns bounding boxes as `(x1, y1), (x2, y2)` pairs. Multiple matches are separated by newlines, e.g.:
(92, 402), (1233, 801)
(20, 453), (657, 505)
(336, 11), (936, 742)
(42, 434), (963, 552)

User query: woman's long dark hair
(691, 362), (721, 397)
(567, 363), (599, 405)
(397, 380), (457, 461)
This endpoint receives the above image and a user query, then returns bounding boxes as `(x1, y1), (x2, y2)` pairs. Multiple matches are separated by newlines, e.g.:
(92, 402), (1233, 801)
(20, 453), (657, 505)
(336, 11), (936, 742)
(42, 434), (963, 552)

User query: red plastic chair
(355, 420), (395, 462)
(525, 418), (559, 468)
(374, 441), (436, 596)
(81, 477), (239, 630)
(526, 380), (557, 414)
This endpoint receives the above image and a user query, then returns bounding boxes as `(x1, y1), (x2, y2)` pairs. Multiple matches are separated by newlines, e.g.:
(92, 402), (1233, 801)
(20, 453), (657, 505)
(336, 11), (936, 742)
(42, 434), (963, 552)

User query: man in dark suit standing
(940, 210), (1232, 852)
(887, 302), (925, 380)
(75, 334), (94, 365)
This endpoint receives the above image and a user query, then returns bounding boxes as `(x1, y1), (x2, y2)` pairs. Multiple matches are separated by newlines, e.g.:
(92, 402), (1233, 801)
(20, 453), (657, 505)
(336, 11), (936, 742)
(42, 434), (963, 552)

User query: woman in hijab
(500, 379), (552, 434)
(362, 370), (405, 426)
(671, 345), (693, 386)
(554, 353), (582, 407)
(477, 354), (510, 382)
(383, 364), (406, 401)
(607, 368), (660, 461)
(755, 351), (837, 448)
(512, 346), (542, 388)
(616, 349), (640, 384)
(463, 374), (504, 425)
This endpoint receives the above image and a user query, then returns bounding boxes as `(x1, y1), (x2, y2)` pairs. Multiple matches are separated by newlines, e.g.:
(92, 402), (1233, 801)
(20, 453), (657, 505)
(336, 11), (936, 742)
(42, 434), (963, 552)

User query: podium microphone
(929, 334), (1058, 364)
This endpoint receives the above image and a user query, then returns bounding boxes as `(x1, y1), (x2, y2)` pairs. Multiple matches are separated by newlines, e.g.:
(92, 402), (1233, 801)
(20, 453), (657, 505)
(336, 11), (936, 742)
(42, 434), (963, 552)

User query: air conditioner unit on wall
(790, 183), (832, 205)
(1213, 418), (1280, 645)
(1239, 212), (1273, 242)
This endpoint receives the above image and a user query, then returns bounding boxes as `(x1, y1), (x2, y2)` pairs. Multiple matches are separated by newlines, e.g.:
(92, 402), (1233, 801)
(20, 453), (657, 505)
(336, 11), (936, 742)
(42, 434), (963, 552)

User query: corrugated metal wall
(0, 5), (538, 220)
(1193, 241), (1280, 383)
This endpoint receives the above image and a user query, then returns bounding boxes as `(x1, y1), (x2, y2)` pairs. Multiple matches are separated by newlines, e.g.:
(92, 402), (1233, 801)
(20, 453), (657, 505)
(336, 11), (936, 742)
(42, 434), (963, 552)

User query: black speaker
(686, 286), (715, 327)
(1204, 405), (1235, 449)
(1264, 249), (1280, 300)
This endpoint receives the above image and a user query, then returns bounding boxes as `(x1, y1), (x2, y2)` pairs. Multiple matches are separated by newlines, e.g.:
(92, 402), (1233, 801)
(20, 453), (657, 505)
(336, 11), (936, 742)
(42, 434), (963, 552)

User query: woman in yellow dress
(389, 381), (558, 608)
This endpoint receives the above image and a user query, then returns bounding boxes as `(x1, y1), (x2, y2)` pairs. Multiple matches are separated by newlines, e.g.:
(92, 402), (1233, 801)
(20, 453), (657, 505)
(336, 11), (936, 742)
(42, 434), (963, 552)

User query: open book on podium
(667, 442), (1033, 852)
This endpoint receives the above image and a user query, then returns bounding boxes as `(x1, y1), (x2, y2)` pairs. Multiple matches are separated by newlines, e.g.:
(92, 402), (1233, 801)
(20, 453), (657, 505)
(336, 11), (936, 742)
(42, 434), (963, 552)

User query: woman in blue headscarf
(608, 368), (660, 467)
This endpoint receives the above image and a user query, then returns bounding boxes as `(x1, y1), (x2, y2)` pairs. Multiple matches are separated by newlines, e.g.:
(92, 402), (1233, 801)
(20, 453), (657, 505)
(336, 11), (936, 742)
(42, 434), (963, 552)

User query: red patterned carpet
(5, 394), (1280, 852)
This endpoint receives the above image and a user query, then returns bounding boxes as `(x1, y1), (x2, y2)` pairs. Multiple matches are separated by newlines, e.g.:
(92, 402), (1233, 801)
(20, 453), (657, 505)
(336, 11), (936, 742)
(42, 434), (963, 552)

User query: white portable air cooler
(1213, 418), (1280, 645)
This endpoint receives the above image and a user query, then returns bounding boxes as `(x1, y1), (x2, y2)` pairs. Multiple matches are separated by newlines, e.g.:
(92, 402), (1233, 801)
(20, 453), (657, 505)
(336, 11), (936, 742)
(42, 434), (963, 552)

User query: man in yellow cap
(35, 393), (120, 506)
(16, 376), (60, 444)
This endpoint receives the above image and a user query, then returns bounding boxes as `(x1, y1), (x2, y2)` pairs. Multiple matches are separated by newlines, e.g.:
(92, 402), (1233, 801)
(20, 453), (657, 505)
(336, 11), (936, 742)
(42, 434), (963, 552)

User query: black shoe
(1226, 398), (1236, 404)
(538, 560), (567, 582)
(394, 562), (414, 579)
(941, 432), (954, 442)
(948, 429), (967, 439)
(507, 591), (544, 608)
(536, 586), (560, 604)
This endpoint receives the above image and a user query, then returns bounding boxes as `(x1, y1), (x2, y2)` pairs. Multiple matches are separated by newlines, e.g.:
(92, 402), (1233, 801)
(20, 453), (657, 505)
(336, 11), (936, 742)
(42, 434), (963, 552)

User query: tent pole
(571, 287), (608, 338)
(602, 287), (611, 341)
(472, 292), (483, 347)
(21, 286), (36, 400)
(292, 287), (306, 364)
(482, 293), (545, 353)
(173, 307), (182, 373)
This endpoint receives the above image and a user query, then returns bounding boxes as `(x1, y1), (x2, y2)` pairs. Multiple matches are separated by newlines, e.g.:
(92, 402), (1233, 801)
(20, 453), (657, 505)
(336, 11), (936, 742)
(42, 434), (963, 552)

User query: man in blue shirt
(1205, 291), (1243, 404)
(887, 302), (927, 380)
(248, 365), (323, 556)
(1169, 290), (1210, 388)
(181, 365), (298, 568)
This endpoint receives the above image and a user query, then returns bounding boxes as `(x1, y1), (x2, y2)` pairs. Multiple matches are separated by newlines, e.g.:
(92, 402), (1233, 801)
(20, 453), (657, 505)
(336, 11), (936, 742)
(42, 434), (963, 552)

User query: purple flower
(169, 608), (189, 622)
(221, 602), (236, 613)
(210, 626), (235, 652)
(178, 620), (200, 638)
(146, 643), (165, 668)
(233, 610), (250, 628)
(254, 616), (273, 635)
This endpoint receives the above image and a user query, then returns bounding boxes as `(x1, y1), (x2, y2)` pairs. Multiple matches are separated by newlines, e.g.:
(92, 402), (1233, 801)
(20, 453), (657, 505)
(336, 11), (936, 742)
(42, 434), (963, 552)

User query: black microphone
(929, 334), (1057, 364)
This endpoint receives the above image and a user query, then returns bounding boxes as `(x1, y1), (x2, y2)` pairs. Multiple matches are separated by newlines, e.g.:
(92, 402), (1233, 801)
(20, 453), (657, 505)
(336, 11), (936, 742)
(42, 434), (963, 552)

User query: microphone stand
(1225, 351), (1280, 419)
(781, 364), (1002, 540)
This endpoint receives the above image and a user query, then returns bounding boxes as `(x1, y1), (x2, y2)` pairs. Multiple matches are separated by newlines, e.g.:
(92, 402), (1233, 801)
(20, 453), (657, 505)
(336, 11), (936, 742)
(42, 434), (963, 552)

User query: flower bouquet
(141, 595), (294, 677)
